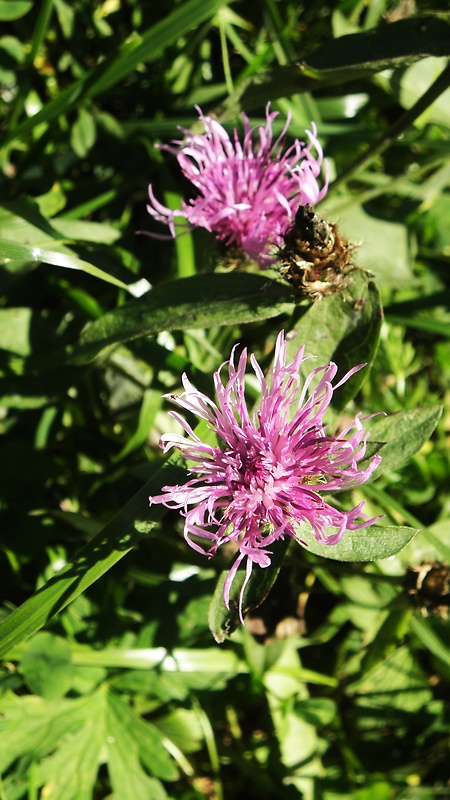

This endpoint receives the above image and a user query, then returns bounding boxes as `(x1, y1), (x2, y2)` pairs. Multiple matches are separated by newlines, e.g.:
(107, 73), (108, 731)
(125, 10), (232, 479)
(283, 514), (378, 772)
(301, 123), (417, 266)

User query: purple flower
(149, 331), (381, 620)
(147, 106), (328, 267)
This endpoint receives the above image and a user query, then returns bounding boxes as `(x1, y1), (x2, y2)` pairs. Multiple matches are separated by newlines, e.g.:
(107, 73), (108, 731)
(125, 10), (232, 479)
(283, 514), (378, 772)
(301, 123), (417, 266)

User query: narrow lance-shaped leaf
(218, 14), (450, 119)
(0, 237), (143, 295)
(61, 273), (295, 366)
(208, 537), (292, 643)
(0, 458), (187, 659)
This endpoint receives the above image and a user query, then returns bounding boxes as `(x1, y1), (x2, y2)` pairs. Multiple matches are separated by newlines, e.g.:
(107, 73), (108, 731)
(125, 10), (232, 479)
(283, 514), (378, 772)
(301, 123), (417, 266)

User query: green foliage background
(0, 1), (449, 798)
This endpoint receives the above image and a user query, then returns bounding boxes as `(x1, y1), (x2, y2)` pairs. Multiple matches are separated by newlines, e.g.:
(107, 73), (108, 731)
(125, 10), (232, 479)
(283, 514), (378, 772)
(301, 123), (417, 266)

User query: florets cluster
(147, 106), (328, 267)
(149, 332), (381, 619)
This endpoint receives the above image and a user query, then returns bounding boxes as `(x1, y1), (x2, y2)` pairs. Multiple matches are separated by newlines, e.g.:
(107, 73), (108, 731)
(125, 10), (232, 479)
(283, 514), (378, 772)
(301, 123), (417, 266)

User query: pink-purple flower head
(147, 105), (329, 267)
(149, 331), (382, 622)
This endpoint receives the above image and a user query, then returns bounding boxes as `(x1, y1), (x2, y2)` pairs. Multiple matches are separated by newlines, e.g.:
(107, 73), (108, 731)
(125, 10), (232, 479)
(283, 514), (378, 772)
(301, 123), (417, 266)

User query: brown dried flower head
(278, 204), (353, 300)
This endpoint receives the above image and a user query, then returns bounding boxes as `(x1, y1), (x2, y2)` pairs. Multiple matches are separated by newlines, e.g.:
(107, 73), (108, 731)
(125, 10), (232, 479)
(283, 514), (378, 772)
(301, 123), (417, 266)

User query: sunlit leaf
(366, 406), (443, 475)
(288, 270), (382, 410)
(0, 1), (32, 20)
(295, 521), (419, 562)
(70, 108), (97, 158)
(21, 632), (74, 699)
(0, 685), (177, 799)
(0, 237), (138, 293)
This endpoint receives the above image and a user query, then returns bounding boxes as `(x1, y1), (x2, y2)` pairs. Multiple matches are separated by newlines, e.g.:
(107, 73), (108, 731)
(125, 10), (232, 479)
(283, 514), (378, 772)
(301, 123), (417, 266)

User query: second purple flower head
(147, 106), (328, 267)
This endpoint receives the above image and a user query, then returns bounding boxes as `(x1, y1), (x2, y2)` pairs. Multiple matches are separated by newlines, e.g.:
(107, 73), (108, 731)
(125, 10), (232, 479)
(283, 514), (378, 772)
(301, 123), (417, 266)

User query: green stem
(218, 15), (234, 96)
(331, 62), (450, 191)
(192, 696), (224, 800)
(7, 0), (55, 133)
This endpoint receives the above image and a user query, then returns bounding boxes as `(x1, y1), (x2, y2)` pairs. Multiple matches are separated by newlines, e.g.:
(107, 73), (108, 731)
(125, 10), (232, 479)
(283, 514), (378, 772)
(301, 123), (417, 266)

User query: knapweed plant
(0, 3), (448, 798)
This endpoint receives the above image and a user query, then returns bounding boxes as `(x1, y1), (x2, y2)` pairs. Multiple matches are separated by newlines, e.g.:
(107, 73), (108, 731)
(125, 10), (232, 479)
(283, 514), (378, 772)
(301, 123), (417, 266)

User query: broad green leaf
(35, 713), (106, 800)
(209, 537), (291, 643)
(0, 0), (32, 20)
(0, 457), (187, 658)
(288, 270), (382, 410)
(366, 406), (443, 475)
(64, 273), (294, 366)
(0, 685), (177, 799)
(295, 521), (419, 562)
(218, 14), (450, 118)
(0, 692), (96, 773)
(361, 606), (412, 675)
(395, 56), (450, 128)
(108, 693), (178, 782)
(21, 632), (74, 699)
(107, 695), (174, 798)
(348, 646), (432, 713)
(325, 203), (412, 288)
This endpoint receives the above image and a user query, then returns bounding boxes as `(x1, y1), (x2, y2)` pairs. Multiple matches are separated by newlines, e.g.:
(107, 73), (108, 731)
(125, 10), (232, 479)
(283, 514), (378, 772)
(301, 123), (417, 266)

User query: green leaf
(395, 56), (450, 128)
(0, 1), (32, 20)
(294, 697), (337, 726)
(21, 633), (74, 699)
(385, 313), (450, 339)
(0, 691), (98, 774)
(366, 406), (443, 475)
(154, 707), (204, 754)
(0, 307), (32, 355)
(361, 605), (412, 675)
(70, 109), (97, 158)
(348, 646), (432, 713)
(288, 270), (382, 410)
(409, 614), (450, 670)
(295, 521), (419, 562)
(0, 236), (140, 294)
(208, 537), (291, 643)
(64, 273), (294, 366)
(35, 705), (106, 800)
(0, 685), (177, 799)
(107, 694), (173, 796)
(50, 218), (121, 244)
(327, 203), (412, 288)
